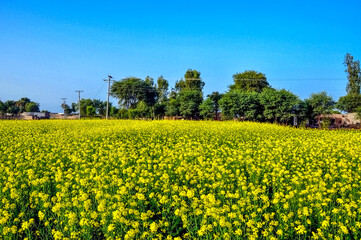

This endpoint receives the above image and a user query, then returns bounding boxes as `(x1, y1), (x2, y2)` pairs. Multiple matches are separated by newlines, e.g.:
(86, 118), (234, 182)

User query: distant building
(317, 113), (360, 128)
(20, 112), (50, 119)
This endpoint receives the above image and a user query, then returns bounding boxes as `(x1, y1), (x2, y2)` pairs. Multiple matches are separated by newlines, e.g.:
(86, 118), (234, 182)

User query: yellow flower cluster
(0, 120), (361, 239)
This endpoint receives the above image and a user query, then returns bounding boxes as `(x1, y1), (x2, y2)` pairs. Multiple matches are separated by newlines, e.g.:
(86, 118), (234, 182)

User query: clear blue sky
(1, 0), (360, 112)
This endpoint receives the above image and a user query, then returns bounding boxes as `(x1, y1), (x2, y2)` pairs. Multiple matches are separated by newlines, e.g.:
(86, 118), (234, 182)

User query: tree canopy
(229, 70), (270, 92)
(175, 69), (204, 92)
(305, 91), (335, 119)
(344, 53), (361, 95)
(111, 77), (158, 109)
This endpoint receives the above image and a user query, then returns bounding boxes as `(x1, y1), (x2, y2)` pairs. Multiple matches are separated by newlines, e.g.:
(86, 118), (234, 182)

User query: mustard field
(0, 120), (361, 239)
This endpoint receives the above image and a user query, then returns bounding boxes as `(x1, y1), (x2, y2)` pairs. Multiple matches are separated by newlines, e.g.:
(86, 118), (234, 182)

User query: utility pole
(103, 75), (113, 119)
(61, 98), (67, 115)
(75, 90), (83, 119)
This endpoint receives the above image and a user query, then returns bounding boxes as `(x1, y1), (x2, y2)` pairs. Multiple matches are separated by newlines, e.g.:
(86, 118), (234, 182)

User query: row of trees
(68, 53), (359, 124)
(0, 97), (40, 115)
(3, 54), (359, 124)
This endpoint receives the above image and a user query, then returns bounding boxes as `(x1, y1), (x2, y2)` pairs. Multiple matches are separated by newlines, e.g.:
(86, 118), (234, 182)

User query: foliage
(178, 90), (203, 119)
(86, 105), (96, 117)
(165, 98), (180, 117)
(0, 97), (40, 115)
(111, 77), (158, 109)
(0, 100), (5, 114)
(175, 69), (204, 92)
(259, 88), (301, 123)
(15, 97), (31, 113)
(219, 91), (263, 120)
(156, 76), (169, 103)
(77, 99), (108, 117)
(24, 102), (40, 112)
(344, 53), (361, 95)
(305, 91), (335, 120)
(200, 92), (223, 120)
(154, 102), (167, 119)
(1, 120), (361, 239)
(356, 106), (361, 120)
(337, 94), (361, 113)
(229, 70), (269, 92)
(199, 98), (215, 119)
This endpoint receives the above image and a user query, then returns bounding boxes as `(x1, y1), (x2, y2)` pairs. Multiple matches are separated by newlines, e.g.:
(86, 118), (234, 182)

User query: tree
(145, 76), (154, 87)
(156, 76), (169, 102)
(356, 106), (361, 120)
(229, 70), (270, 92)
(165, 98), (180, 117)
(344, 53), (361, 95)
(200, 98), (215, 119)
(25, 102), (40, 112)
(79, 99), (93, 117)
(111, 77), (158, 109)
(86, 105), (96, 117)
(178, 90), (203, 119)
(61, 103), (72, 115)
(175, 69), (204, 92)
(16, 97), (31, 113)
(92, 99), (107, 116)
(219, 91), (242, 120)
(337, 94), (361, 112)
(154, 102), (167, 119)
(0, 100), (5, 114)
(259, 88), (301, 123)
(200, 92), (223, 120)
(219, 91), (263, 120)
(136, 101), (151, 118)
(4, 100), (19, 115)
(305, 91), (335, 125)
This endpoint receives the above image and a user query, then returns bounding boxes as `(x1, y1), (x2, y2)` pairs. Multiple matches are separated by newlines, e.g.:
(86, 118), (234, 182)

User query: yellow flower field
(0, 120), (361, 239)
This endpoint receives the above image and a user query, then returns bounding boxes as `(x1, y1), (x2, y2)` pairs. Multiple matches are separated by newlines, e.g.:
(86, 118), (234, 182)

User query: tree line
(99, 53), (359, 124)
(0, 97), (40, 115)
(1, 53), (360, 124)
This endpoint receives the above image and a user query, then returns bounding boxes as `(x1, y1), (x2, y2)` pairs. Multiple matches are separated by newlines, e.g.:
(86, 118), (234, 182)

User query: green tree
(200, 92), (223, 120)
(344, 53), (361, 95)
(219, 91), (263, 120)
(25, 102), (40, 112)
(0, 100), (5, 114)
(136, 101), (151, 119)
(86, 105), (96, 117)
(337, 94), (361, 112)
(356, 106), (361, 120)
(305, 91), (335, 125)
(111, 77), (158, 109)
(230, 70), (269, 92)
(61, 103), (72, 115)
(154, 102), (167, 119)
(110, 106), (119, 118)
(165, 98), (180, 117)
(219, 91), (242, 120)
(156, 76), (169, 102)
(79, 99), (93, 117)
(15, 97), (31, 113)
(259, 89), (300, 123)
(175, 69), (204, 92)
(200, 98), (215, 120)
(4, 100), (19, 115)
(178, 90), (203, 119)
(92, 99), (107, 116)
(145, 76), (154, 87)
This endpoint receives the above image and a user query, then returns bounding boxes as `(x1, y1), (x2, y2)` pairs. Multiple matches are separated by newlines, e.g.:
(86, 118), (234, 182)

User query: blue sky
(1, 0), (360, 112)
